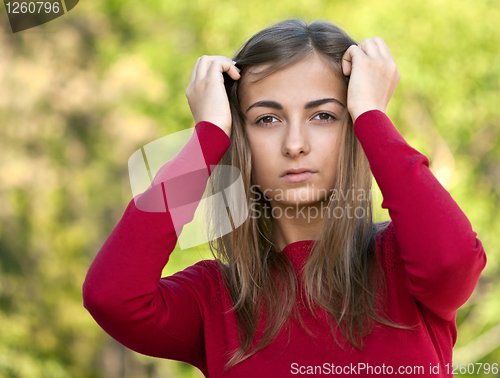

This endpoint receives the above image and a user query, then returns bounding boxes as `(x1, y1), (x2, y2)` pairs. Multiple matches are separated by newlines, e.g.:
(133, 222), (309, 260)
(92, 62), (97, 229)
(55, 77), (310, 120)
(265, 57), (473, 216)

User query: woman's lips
(280, 172), (316, 183)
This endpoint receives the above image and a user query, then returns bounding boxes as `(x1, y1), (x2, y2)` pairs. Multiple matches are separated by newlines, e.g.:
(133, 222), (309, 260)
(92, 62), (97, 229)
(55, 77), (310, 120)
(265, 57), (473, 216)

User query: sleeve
(82, 121), (231, 369)
(353, 110), (487, 321)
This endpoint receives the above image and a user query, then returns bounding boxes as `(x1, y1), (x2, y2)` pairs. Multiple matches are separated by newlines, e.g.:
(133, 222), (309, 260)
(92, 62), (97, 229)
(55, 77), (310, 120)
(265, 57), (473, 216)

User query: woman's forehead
(239, 58), (346, 106)
(241, 55), (341, 86)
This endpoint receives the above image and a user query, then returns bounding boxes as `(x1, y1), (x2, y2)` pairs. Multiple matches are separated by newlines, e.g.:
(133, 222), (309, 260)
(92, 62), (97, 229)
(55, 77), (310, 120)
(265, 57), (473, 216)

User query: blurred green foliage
(0, 0), (498, 377)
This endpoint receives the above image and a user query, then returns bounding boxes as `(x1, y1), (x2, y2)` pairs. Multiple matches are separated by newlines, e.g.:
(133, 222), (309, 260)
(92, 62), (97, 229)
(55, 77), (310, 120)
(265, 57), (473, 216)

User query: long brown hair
(204, 18), (411, 371)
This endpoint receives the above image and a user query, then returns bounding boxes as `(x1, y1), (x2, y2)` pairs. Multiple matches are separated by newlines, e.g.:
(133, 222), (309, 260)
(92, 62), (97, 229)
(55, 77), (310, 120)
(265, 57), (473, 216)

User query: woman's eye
(255, 115), (278, 125)
(313, 113), (338, 122)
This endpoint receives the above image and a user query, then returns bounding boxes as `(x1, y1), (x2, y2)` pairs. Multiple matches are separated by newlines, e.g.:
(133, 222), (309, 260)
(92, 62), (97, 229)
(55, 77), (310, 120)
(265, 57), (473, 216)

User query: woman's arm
(353, 109), (487, 321)
(82, 121), (231, 369)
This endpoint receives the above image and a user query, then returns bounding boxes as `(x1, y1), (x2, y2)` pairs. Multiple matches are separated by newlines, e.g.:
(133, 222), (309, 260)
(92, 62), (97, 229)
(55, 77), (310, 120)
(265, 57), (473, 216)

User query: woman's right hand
(185, 55), (241, 138)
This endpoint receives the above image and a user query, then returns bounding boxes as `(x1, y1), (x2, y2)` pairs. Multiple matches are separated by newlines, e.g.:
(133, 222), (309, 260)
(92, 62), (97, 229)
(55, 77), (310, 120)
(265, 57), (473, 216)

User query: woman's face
(240, 54), (348, 209)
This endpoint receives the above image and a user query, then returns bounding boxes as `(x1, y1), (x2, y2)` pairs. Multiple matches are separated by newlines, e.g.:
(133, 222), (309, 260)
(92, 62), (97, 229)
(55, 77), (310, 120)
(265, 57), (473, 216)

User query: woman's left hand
(342, 36), (400, 123)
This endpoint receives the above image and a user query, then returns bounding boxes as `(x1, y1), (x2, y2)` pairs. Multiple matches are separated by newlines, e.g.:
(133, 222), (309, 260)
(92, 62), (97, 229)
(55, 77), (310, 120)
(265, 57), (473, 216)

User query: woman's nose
(281, 122), (310, 157)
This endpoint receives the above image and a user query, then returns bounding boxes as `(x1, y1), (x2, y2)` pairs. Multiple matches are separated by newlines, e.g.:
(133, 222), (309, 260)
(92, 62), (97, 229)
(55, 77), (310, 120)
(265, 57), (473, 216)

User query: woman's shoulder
(172, 259), (226, 284)
(182, 259), (235, 309)
(160, 260), (228, 308)
(165, 259), (229, 301)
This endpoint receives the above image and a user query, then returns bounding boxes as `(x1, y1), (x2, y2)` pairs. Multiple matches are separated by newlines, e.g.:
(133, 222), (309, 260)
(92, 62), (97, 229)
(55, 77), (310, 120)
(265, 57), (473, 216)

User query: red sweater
(82, 110), (486, 377)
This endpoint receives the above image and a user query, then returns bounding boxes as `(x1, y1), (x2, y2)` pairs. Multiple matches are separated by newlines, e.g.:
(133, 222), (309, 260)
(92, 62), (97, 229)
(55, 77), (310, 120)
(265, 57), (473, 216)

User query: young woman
(83, 19), (487, 377)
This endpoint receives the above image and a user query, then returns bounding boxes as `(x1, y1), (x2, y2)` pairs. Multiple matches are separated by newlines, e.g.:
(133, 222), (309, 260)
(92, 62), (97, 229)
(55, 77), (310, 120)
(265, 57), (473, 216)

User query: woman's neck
(270, 200), (328, 251)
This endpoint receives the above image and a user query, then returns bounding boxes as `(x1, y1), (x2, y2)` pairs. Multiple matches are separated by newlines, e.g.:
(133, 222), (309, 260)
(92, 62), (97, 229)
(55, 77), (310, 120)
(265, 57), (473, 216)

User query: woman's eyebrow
(245, 98), (345, 113)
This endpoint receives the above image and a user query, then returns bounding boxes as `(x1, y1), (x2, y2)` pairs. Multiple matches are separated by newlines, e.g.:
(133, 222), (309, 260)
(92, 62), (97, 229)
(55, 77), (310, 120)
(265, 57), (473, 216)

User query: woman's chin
(283, 189), (329, 204)
(272, 198), (326, 208)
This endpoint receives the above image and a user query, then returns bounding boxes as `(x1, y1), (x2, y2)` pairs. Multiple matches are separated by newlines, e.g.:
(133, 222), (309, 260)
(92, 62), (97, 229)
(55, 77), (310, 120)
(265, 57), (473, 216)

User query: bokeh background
(0, 0), (499, 377)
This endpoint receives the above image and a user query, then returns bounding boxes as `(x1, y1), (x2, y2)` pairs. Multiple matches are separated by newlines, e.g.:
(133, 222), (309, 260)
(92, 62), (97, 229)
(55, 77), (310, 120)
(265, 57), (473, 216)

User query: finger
(358, 37), (382, 59)
(342, 45), (363, 76)
(206, 58), (240, 83)
(196, 55), (238, 82)
(189, 57), (201, 83)
(211, 55), (240, 73)
(372, 36), (395, 61)
(208, 58), (240, 82)
(195, 55), (212, 82)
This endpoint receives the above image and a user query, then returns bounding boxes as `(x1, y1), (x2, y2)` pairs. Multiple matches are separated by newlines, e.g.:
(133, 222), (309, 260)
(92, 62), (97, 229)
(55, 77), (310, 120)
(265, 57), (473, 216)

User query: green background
(0, 0), (499, 376)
